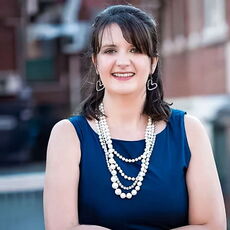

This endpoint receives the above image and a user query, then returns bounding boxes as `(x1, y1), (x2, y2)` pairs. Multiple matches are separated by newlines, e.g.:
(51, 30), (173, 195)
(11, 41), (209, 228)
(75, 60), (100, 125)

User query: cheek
(137, 57), (151, 71)
(97, 56), (114, 70)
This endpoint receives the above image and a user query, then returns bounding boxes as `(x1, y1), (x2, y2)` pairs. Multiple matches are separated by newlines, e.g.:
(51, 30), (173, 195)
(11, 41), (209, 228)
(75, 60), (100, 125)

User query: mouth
(112, 72), (135, 78)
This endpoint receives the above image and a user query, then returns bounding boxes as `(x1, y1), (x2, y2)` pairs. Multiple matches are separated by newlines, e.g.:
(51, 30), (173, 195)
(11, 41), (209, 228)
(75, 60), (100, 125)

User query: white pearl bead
(120, 193), (126, 199)
(115, 189), (122, 195)
(108, 139), (112, 144)
(110, 164), (116, 170)
(109, 158), (115, 164)
(139, 176), (143, 181)
(141, 167), (145, 172)
(131, 190), (137, 196)
(140, 172), (145, 176)
(111, 176), (117, 182)
(135, 186), (140, 191)
(111, 170), (117, 175)
(137, 181), (142, 186)
(108, 150), (113, 155)
(112, 183), (119, 189)
(126, 193), (132, 199)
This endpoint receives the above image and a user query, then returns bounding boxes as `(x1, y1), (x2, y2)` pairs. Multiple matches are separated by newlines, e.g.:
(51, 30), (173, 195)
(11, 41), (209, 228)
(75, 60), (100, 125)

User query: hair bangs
(118, 15), (153, 57)
(93, 13), (156, 57)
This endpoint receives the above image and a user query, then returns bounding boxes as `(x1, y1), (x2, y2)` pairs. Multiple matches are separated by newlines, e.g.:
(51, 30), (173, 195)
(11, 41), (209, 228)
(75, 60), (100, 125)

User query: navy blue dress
(68, 109), (191, 230)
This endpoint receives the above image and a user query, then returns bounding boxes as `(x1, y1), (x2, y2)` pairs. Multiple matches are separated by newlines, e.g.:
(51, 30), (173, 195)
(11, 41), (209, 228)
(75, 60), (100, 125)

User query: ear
(92, 55), (97, 66)
(92, 55), (99, 75)
(151, 57), (158, 74)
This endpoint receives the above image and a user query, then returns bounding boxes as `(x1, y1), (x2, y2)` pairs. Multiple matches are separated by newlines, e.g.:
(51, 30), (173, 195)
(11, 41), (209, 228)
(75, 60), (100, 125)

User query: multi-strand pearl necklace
(96, 103), (156, 199)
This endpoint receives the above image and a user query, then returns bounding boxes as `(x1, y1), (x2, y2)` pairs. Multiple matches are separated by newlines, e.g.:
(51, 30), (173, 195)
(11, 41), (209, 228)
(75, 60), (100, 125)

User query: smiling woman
(93, 23), (155, 96)
(43, 4), (226, 230)
(82, 4), (170, 123)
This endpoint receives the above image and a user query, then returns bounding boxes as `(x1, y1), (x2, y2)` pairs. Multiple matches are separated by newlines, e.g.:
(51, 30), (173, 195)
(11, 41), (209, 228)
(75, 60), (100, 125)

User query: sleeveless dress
(68, 109), (191, 230)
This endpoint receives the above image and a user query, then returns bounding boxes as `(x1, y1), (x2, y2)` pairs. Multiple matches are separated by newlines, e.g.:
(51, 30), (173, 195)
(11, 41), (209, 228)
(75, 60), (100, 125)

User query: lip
(111, 72), (135, 81)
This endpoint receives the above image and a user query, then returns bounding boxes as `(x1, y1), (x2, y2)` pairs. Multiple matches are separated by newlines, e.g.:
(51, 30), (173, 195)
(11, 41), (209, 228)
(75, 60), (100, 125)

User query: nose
(115, 52), (131, 68)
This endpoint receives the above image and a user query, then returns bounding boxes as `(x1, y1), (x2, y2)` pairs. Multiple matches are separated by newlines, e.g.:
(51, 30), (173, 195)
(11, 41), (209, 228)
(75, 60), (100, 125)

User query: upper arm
(44, 119), (81, 230)
(184, 114), (226, 229)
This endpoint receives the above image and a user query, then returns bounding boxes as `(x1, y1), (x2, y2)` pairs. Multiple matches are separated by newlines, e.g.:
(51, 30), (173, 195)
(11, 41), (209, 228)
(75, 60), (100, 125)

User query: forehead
(99, 23), (131, 45)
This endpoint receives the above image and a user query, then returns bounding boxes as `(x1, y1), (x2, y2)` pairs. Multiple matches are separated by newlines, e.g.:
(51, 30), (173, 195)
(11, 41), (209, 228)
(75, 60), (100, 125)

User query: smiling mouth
(112, 72), (135, 77)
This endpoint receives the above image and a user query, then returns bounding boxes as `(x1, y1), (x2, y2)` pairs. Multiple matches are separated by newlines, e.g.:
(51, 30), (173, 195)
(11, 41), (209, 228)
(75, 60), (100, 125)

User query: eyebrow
(101, 44), (135, 49)
(101, 44), (117, 49)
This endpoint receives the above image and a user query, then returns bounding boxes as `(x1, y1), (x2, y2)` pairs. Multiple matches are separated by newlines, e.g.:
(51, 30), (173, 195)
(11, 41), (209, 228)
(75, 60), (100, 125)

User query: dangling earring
(95, 66), (104, 92)
(147, 76), (158, 91)
(96, 79), (104, 92)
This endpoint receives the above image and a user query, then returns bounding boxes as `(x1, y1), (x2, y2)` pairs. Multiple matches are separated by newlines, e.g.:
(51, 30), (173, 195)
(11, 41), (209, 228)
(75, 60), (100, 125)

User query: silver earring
(147, 77), (158, 91)
(96, 79), (104, 92)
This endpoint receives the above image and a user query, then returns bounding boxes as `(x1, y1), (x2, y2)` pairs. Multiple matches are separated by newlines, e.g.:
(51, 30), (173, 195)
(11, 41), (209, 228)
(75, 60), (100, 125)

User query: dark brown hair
(80, 4), (171, 121)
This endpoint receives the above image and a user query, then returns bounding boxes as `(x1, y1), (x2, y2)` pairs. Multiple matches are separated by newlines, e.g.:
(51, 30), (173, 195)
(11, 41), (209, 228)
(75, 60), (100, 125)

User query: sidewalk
(0, 162), (45, 230)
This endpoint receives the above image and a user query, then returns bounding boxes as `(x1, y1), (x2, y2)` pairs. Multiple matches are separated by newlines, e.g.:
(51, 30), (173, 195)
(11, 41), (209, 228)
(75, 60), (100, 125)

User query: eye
(130, 47), (140, 53)
(104, 49), (116, 54)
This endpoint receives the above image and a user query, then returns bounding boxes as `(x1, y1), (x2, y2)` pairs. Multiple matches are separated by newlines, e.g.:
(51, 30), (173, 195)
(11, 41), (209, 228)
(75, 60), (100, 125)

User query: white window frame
(162, 0), (229, 56)
(202, 0), (228, 45)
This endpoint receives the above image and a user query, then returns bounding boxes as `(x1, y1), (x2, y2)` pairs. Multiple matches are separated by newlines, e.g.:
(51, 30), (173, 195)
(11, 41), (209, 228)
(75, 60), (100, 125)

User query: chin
(110, 88), (141, 96)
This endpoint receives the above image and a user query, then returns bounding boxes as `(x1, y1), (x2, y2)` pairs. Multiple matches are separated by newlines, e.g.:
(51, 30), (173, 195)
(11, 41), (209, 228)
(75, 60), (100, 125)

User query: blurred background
(0, 0), (229, 229)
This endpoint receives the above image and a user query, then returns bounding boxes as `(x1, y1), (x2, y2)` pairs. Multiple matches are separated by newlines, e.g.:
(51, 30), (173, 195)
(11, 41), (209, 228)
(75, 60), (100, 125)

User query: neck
(103, 91), (148, 130)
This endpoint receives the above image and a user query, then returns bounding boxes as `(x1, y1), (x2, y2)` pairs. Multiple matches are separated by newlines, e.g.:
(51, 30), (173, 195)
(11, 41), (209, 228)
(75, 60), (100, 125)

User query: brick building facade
(162, 0), (230, 97)
(0, 0), (230, 224)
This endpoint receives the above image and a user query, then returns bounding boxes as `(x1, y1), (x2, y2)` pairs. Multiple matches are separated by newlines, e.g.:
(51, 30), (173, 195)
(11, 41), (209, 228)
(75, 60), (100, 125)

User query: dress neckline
(82, 112), (172, 143)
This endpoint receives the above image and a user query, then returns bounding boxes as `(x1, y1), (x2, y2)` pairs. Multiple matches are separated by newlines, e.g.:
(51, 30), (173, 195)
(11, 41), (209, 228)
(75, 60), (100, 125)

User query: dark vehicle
(0, 74), (34, 164)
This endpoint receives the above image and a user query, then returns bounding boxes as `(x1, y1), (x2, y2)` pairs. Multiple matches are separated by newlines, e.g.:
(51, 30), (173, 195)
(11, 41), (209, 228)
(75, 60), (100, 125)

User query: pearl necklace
(96, 103), (156, 199)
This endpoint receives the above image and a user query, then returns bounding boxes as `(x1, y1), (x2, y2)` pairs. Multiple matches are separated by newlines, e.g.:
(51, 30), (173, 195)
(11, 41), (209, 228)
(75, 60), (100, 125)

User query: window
(162, 0), (187, 55)
(203, 0), (228, 44)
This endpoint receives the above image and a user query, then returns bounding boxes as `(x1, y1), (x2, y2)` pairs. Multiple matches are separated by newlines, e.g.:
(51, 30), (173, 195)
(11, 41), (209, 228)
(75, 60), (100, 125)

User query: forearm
(72, 225), (206, 230)
(171, 224), (219, 230)
(69, 225), (110, 230)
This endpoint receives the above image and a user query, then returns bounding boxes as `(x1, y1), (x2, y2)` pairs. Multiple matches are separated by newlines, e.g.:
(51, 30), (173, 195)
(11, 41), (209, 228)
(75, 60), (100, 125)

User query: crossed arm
(43, 115), (226, 230)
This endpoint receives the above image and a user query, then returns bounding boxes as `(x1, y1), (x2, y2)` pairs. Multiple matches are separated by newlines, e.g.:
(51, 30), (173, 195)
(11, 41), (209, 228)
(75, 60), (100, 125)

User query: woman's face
(93, 23), (158, 96)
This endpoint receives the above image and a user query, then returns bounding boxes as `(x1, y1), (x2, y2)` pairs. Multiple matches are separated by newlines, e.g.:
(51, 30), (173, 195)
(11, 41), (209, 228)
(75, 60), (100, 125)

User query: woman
(43, 5), (226, 230)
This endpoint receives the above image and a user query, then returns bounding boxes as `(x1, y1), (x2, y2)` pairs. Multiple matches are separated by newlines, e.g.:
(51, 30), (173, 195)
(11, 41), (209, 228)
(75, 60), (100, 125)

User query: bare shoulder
(51, 119), (77, 138)
(184, 114), (211, 156)
(47, 119), (81, 164)
(184, 114), (206, 133)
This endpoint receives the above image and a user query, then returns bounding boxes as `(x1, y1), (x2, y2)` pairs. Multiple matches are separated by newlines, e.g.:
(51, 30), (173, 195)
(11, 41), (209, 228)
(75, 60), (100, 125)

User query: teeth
(112, 73), (134, 77)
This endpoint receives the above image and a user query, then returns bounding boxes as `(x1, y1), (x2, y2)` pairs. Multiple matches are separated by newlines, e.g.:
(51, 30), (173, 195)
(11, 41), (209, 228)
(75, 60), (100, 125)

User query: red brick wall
(0, 26), (16, 70)
(0, 0), (20, 19)
(187, 45), (226, 95)
(163, 44), (226, 97)
(0, 0), (20, 71)
(163, 53), (190, 97)
(162, 0), (228, 98)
